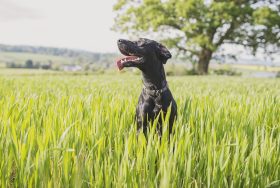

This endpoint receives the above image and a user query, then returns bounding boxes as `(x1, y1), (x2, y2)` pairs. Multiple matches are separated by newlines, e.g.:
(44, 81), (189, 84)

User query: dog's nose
(118, 39), (124, 43)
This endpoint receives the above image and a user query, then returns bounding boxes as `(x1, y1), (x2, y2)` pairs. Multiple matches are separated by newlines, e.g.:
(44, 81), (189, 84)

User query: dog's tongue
(116, 56), (138, 70)
(116, 58), (124, 70)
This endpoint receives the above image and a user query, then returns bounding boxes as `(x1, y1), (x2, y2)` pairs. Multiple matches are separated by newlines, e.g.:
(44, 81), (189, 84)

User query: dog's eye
(137, 41), (144, 46)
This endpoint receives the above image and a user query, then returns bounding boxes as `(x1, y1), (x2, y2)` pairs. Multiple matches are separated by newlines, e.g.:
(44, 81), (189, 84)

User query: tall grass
(0, 75), (279, 187)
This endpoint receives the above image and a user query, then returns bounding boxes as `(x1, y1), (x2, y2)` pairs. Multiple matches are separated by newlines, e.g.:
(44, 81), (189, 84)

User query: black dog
(116, 38), (177, 136)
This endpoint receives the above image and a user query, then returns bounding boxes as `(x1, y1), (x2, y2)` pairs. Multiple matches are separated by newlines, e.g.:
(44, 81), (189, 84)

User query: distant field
(0, 68), (61, 76)
(0, 68), (120, 76)
(1, 51), (280, 78)
(230, 64), (280, 72)
(0, 74), (279, 187)
(0, 52), (74, 65)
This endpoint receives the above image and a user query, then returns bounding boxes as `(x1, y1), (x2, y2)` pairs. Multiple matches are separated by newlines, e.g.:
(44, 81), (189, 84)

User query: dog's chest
(142, 92), (169, 114)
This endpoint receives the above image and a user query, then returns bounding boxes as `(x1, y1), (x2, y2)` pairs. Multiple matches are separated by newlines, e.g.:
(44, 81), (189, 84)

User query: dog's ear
(156, 43), (172, 64)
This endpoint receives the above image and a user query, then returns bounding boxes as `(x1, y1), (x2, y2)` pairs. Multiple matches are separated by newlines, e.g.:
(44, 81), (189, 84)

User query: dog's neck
(141, 65), (167, 90)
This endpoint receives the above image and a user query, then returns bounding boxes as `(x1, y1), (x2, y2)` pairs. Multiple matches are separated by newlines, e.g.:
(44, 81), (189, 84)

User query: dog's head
(116, 38), (171, 70)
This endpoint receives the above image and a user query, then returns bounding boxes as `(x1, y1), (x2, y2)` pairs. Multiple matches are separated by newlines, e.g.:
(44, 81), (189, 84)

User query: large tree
(113, 0), (280, 74)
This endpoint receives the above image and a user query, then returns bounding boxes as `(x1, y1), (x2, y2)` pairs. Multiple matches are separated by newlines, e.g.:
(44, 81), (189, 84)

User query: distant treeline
(6, 59), (52, 70)
(0, 44), (117, 63)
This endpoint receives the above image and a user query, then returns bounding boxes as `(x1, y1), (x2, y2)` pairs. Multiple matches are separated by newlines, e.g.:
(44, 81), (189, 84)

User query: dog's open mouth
(116, 56), (143, 70)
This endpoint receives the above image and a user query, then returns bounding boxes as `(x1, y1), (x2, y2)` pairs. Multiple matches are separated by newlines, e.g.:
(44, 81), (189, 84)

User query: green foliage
(113, 0), (280, 73)
(25, 59), (34, 69)
(5, 59), (51, 70)
(0, 75), (279, 187)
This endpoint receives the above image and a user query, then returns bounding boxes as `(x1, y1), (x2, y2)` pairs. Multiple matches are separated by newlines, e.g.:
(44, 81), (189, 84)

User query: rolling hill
(0, 44), (118, 67)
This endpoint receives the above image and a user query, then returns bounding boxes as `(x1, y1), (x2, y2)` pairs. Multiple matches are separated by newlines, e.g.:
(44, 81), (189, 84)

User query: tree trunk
(197, 48), (213, 75)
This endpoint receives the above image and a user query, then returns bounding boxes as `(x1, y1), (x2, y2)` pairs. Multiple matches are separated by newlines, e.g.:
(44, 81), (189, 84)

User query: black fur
(117, 38), (177, 136)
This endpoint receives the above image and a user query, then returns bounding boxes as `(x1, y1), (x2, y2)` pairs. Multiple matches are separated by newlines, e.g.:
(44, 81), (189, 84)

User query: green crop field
(0, 74), (279, 187)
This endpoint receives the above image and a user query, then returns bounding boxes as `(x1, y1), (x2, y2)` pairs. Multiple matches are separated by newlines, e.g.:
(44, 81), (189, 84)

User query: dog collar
(143, 84), (168, 96)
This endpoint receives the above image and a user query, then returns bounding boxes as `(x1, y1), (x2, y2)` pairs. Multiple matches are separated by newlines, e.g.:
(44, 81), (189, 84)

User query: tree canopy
(113, 0), (280, 74)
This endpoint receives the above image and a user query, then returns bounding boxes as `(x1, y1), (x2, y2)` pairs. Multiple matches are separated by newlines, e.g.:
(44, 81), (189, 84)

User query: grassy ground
(0, 74), (279, 187)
